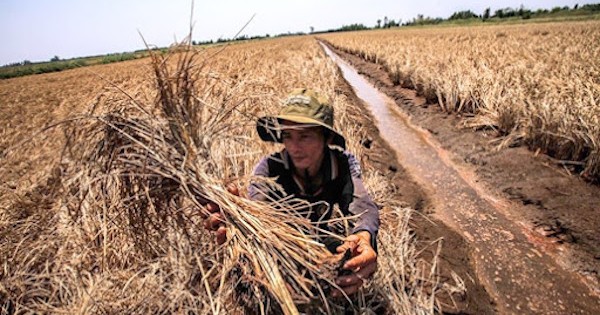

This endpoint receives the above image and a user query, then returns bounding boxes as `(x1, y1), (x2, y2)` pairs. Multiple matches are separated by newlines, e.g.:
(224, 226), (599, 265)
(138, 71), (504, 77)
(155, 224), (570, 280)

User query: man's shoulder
(254, 150), (289, 176)
(331, 148), (362, 178)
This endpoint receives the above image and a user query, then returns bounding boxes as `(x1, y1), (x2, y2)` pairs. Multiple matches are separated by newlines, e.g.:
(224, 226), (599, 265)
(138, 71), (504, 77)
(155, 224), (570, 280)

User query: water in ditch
(321, 42), (599, 314)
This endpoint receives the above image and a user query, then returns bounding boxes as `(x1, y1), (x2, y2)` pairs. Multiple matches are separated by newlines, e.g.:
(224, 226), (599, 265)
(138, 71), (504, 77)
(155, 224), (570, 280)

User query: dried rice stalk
(56, 42), (345, 315)
(1, 34), (452, 314)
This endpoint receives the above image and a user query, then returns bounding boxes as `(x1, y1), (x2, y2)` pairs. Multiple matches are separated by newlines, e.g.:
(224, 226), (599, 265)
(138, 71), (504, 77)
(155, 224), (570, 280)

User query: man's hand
(200, 185), (239, 245)
(332, 231), (377, 297)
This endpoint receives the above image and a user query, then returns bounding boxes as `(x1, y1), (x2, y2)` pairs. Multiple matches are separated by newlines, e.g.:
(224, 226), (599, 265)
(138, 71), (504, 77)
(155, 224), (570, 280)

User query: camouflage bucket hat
(257, 88), (346, 149)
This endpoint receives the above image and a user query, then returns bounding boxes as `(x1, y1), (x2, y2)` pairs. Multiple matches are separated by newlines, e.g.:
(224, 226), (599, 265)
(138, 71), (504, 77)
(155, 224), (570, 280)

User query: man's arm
(203, 155), (271, 244)
(345, 152), (380, 248)
(247, 156), (270, 201)
(334, 151), (379, 297)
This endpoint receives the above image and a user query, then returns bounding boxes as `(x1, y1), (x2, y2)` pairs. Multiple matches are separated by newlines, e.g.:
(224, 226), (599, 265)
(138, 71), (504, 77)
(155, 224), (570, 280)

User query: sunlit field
(4, 18), (598, 313)
(0, 38), (456, 314)
(322, 21), (600, 181)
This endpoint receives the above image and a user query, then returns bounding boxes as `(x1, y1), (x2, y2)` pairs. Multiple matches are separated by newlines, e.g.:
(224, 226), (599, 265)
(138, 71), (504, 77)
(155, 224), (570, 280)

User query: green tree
(494, 9), (504, 18)
(483, 7), (491, 20)
(581, 4), (600, 11)
(449, 10), (478, 20)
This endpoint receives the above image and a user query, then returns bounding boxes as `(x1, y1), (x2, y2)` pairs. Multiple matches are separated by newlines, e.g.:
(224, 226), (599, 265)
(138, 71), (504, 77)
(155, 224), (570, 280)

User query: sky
(0, 0), (596, 65)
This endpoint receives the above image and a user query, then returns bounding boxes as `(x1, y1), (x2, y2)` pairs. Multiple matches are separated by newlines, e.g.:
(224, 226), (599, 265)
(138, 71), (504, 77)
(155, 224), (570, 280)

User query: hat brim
(257, 115), (346, 149)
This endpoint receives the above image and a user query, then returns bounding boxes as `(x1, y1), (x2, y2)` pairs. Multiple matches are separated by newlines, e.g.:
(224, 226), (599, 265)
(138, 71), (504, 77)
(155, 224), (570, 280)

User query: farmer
(205, 88), (379, 297)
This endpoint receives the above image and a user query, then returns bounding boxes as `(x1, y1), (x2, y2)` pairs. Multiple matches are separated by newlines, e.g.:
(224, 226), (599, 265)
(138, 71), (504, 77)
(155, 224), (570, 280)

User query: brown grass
(322, 21), (600, 181)
(0, 37), (461, 314)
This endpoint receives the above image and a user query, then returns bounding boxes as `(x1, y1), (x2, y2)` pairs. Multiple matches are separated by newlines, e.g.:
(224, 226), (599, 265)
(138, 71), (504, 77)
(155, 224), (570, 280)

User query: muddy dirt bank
(324, 42), (600, 313)
(330, 52), (497, 315)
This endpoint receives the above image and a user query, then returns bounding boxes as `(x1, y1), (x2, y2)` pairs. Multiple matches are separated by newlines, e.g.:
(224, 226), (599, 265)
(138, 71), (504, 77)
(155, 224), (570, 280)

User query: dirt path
(321, 42), (600, 314)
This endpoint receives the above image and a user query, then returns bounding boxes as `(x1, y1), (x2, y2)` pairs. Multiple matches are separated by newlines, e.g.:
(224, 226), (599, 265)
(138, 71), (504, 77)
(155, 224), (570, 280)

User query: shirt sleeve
(345, 152), (380, 245)
(247, 156), (270, 201)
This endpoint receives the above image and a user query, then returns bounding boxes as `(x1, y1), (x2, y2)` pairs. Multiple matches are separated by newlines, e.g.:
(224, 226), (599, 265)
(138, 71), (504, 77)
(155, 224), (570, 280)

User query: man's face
(280, 121), (326, 173)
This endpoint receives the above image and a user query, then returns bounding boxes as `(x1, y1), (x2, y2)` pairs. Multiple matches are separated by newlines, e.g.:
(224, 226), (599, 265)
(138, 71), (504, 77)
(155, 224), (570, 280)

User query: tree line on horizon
(193, 3), (599, 43)
(402, 3), (600, 26)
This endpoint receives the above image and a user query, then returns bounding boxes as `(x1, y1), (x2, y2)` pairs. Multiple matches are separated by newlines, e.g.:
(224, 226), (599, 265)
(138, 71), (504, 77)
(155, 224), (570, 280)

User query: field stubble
(0, 38), (459, 313)
(322, 21), (600, 181)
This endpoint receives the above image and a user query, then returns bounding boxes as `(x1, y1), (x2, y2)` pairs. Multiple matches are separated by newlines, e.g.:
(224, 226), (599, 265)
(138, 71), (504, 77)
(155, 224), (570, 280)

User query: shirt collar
(282, 148), (338, 182)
